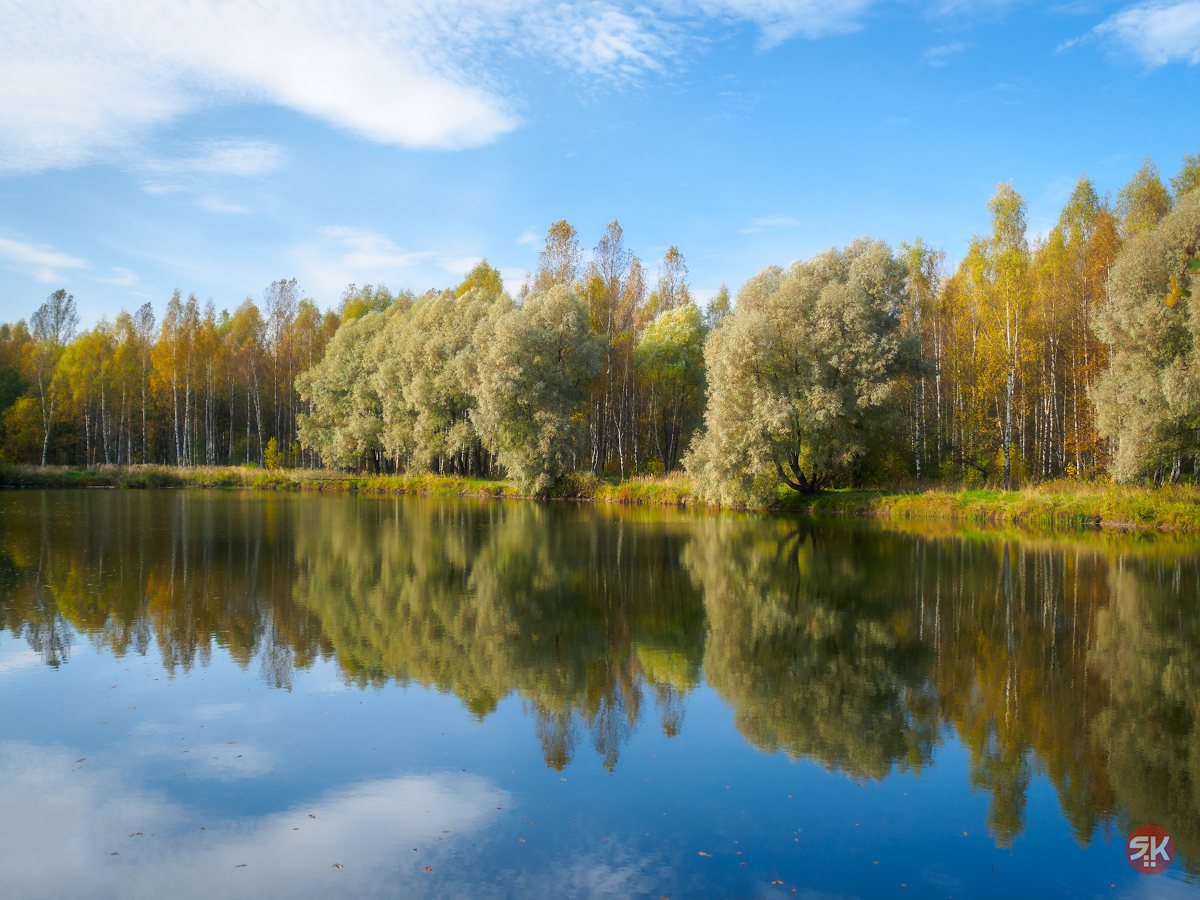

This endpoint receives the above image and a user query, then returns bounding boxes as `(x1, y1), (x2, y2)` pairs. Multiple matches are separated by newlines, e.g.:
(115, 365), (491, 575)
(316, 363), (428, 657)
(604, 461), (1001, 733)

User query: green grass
(7, 465), (1200, 531)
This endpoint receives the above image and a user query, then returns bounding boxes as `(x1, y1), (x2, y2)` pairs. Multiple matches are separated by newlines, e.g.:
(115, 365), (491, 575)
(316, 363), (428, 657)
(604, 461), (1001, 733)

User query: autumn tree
(634, 302), (706, 473)
(474, 286), (602, 494)
(29, 289), (79, 465)
(1117, 158), (1173, 239)
(1092, 190), (1200, 480)
(686, 239), (915, 502)
(530, 221), (582, 295)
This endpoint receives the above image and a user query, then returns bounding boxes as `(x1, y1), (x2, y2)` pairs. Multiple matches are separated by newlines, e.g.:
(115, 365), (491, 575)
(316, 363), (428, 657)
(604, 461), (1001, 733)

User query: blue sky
(1, 0), (1198, 326)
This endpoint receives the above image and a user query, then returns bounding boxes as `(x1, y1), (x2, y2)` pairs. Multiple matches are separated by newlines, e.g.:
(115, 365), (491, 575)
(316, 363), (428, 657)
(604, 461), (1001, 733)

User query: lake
(0, 490), (1196, 899)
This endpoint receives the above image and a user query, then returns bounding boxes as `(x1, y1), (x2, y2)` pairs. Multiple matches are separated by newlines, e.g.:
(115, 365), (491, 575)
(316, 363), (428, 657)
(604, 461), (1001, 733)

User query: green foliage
(455, 259), (505, 298)
(296, 310), (390, 468)
(1092, 191), (1200, 480)
(634, 302), (706, 472)
(337, 283), (406, 321)
(703, 284), (731, 331)
(474, 286), (603, 495)
(686, 239), (916, 503)
(264, 437), (282, 470)
(1117, 157), (1173, 239)
(373, 288), (504, 471)
(1171, 149), (1200, 198)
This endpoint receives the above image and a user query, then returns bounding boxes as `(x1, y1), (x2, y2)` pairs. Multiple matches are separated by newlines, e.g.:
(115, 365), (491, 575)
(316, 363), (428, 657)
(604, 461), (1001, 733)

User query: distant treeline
(3, 151), (1200, 493)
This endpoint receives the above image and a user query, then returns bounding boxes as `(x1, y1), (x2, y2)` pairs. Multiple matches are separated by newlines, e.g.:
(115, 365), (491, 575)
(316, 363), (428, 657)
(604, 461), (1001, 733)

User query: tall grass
(5, 464), (1200, 530)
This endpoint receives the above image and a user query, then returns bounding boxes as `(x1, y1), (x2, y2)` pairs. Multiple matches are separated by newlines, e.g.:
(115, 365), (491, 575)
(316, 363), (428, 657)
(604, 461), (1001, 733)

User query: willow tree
(1092, 190), (1200, 481)
(295, 310), (390, 470)
(474, 285), (602, 494)
(686, 239), (914, 502)
(372, 287), (506, 474)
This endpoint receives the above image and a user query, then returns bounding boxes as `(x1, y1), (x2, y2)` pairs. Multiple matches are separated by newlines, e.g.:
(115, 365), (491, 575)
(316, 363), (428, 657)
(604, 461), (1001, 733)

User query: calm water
(0, 491), (1197, 899)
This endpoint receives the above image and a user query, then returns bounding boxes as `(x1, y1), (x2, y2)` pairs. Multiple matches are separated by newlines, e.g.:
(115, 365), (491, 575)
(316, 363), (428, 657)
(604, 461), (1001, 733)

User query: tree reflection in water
(0, 492), (1197, 869)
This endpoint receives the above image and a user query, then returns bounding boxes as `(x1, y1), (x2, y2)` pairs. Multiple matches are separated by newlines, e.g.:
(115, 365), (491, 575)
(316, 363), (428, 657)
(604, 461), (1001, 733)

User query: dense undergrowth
(4, 464), (1200, 531)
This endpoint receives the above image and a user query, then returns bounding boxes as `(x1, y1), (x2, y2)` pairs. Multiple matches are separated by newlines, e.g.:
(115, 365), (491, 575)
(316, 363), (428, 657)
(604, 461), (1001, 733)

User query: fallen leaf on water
(110, 852), (119, 856)
(235, 864), (247, 868)
(76, 759), (86, 763)
(698, 852), (711, 857)
(772, 880), (784, 885)
(128, 707), (137, 710)
(331, 863), (343, 869)
(308, 815), (316, 819)
(423, 866), (433, 873)
(519, 838), (525, 842)
(129, 833), (143, 837)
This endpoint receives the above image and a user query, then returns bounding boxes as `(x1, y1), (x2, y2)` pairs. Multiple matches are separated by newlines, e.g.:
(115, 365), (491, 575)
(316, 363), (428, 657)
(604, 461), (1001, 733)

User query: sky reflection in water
(0, 490), (1196, 899)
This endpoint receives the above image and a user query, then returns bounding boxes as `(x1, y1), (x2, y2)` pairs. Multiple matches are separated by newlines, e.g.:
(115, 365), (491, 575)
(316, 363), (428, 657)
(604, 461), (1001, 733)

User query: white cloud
(500, 267), (528, 295)
(440, 256), (483, 277)
(0, 741), (510, 900)
(739, 213), (800, 233)
(97, 266), (138, 286)
(0, 236), (89, 282)
(187, 140), (284, 177)
(517, 230), (540, 246)
(321, 227), (433, 274)
(0, 1), (878, 174)
(196, 197), (250, 215)
(687, 0), (875, 46)
(1092, 2), (1200, 65)
(922, 41), (973, 65)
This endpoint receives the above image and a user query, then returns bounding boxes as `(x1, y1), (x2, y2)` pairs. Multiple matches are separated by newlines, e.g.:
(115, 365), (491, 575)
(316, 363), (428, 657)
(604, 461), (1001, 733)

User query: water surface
(0, 491), (1197, 898)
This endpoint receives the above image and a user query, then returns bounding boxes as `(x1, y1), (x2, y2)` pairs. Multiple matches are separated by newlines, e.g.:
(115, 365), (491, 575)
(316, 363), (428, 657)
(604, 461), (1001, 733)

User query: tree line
(3, 149), (1199, 490)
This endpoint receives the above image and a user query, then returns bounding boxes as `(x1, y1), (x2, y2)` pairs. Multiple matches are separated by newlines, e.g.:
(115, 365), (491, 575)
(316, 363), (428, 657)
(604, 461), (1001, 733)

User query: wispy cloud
(439, 256), (482, 277)
(1091, 1), (1200, 65)
(517, 230), (540, 246)
(922, 41), (973, 66)
(139, 140), (285, 201)
(0, 1), (880, 174)
(322, 227), (433, 273)
(196, 197), (251, 215)
(739, 213), (799, 234)
(0, 236), (88, 282)
(97, 266), (138, 286)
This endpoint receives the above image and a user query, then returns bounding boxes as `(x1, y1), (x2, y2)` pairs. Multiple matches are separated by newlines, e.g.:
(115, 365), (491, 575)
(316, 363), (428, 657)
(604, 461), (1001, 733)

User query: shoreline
(3, 464), (1200, 533)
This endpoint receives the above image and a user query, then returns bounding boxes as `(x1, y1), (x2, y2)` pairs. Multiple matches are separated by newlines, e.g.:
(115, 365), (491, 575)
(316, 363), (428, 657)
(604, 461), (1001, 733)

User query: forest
(2, 150), (1199, 496)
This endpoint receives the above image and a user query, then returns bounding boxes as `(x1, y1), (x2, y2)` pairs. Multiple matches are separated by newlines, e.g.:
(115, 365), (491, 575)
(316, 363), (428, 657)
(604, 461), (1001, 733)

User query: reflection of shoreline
(1, 493), (1198, 869)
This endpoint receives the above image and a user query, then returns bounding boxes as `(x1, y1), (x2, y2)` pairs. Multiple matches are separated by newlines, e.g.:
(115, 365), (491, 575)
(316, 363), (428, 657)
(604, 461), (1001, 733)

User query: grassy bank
(4, 465), (1200, 531)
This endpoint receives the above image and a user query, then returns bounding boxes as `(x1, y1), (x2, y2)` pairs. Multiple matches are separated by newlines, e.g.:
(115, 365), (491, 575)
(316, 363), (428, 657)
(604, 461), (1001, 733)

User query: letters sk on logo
(1126, 826), (1174, 875)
